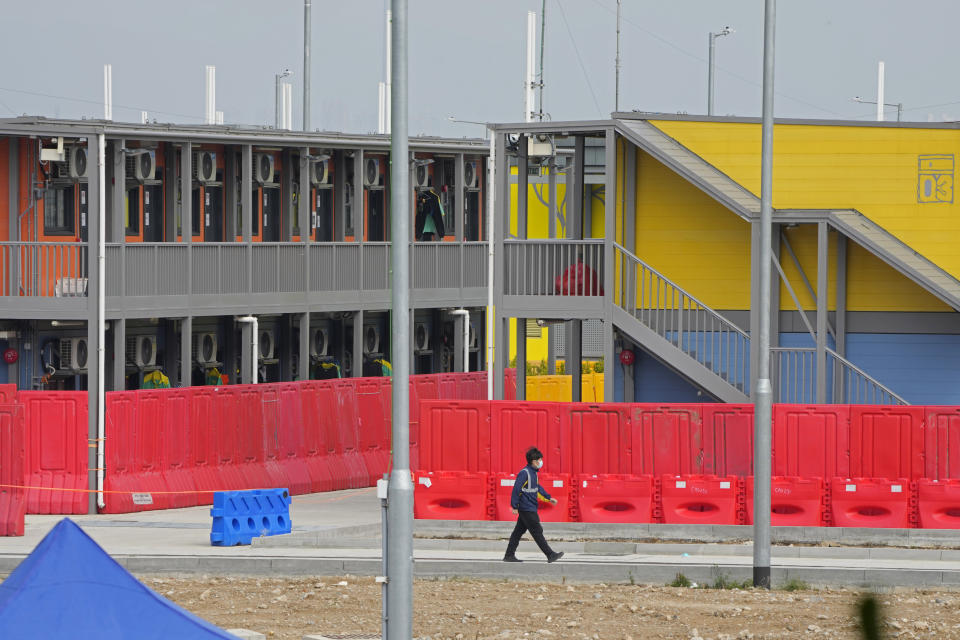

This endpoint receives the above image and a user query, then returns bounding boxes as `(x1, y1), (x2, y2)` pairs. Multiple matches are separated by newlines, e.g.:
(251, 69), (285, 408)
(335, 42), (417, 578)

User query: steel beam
(816, 221), (828, 403)
(112, 318), (125, 391)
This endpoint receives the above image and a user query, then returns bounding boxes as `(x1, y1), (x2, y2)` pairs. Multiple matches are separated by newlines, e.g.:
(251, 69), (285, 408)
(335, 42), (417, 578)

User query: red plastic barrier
(189, 387), (231, 502)
(21, 391), (88, 514)
(567, 404), (632, 475)
(830, 477), (912, 528)
(103, 391), (171, 513)
(503, 369), (517, 401)
(153, 389), (197, 509)
(0, 384), (16, 403)
(276, 383), (313, 495)
(355, 378), (392, 484)
(248, 385), (289, 490)
(419, 400), (491, 473)
(414, 470), (489, 520)
(338, 379), (371, 488)
(0, 403), (25, 535)
(629, 404), (703, 476)
(492, 472), (571, 522)
(745, 476), (824, 526)
(490, 401), (567, 474)
(577, 474), (653, 523)
(660, 475), (740, 525)
(850, 406), (924, 480)
(314, 382), (352, 490)
(917, 480), (960, 529)
(773, 405), (850, 480)
(300, 381), (335, 492)
(923, 407), (960, 481)
(701, 404), (754, 476)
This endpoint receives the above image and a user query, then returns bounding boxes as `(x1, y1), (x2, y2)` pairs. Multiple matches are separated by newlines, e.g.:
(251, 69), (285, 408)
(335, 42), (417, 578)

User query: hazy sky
(3, 1), (959, 136)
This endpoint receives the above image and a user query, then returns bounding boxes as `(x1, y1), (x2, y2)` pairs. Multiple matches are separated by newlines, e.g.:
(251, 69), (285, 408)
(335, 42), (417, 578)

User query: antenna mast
(538, 0), (546, 120)
(615, 0), (621, 111)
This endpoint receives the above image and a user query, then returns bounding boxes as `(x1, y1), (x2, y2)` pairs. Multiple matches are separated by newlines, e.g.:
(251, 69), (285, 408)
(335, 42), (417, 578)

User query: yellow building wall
(650, 119), (959, 311)
(634, 148), (753, 309)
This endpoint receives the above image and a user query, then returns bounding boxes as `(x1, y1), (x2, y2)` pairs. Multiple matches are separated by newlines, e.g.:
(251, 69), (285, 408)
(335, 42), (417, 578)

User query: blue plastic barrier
(210, 488), (292, 546)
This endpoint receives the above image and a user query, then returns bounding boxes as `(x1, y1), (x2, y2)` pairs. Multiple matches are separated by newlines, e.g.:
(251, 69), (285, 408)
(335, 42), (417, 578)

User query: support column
(108, 141), (126, 242)
(353, 150), (364, 242)
(492, 132), (508, 400)
(352, 310), (363, 378)
(279, 314), (293, 381)
(624, 143), (637, 254)
(222, 316), (236, 384)
(835, 233), (847, 401)
(335, 151), (347, 241)
(569, 320), (583, 402)
(164, 144), (176, 242)
(453, 312), (465, 372)
(240, 320), (253, 384)
(816, 222), (828, 403)
(516, 318), (526, 400)
(281, 148), (294, 241)
(112, 318), (125, 391)
(224, 146), (237, 241)
(517, 135), (528, 239)
(454, 153), (464, 241)
(298, 312), (310, 381)
(241, 145), (253, 296)
(86, 134), (103, 515)
(181, 143), (193, 241)
(603, 128), (616, 404)
(180, 316), (192, 387)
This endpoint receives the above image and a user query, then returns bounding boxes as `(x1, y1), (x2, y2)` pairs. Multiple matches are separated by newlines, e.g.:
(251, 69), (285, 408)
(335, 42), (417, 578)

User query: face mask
(534, 460), (543, 470)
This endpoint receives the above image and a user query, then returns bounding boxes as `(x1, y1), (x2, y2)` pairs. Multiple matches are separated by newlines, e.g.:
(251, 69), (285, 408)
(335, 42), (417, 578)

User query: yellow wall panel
(634, 149), (752, 309)
(651, 120), (960, 287)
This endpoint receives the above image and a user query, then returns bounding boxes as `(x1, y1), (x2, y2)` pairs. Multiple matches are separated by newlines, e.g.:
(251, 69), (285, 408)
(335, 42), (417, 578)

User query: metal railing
(0, 241), (88, 297)
(771, 346), (908, 405)
(614, 242), (749, 392)
(503, 239), (604, 296)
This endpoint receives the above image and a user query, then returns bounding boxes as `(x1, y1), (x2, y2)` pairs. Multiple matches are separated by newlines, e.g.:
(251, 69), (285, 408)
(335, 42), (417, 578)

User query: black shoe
(503, 555), (523, 563)
(547, 551), (564, 563)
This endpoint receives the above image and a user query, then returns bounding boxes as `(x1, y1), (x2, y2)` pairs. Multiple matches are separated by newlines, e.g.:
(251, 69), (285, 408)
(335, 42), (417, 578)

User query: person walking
(503, 447), (564, 563)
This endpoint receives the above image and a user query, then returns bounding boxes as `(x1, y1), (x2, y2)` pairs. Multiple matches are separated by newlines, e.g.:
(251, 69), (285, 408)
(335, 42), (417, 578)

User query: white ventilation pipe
(876, 61), (885, 122)
(103, 64), (112, 121)
(236, 316), (259, 384)
(205, 65), (216, 125)
(449, 309), (471, 373)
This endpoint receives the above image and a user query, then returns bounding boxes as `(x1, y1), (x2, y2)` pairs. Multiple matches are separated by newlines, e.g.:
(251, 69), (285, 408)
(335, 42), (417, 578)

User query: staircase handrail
(612, 241), (749, 340)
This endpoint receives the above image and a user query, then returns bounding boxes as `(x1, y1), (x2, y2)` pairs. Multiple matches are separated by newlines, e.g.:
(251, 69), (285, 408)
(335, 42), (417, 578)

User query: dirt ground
(149, 574), (960, 640)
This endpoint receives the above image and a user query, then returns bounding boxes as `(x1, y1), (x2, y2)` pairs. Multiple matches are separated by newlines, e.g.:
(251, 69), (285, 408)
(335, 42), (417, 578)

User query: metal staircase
(611, 242), (907, 405)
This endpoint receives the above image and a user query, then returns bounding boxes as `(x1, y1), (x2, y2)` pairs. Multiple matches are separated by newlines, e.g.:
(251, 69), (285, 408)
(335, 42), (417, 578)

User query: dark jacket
(510, 464), (552, 512)
(415, 190), (446, 239)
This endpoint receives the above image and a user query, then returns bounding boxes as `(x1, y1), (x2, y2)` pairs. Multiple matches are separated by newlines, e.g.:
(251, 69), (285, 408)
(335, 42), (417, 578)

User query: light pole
(853, 97), (904, 122)
(707, 26), (733, 116)
(447, 116), (489, 138)
(275, 68), (292, 129)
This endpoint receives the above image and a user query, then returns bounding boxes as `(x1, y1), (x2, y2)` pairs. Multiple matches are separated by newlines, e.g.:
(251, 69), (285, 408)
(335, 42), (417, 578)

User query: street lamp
(275, 68), (293, 129)
(447, 116), (489, 138)
(708, 26), (733, 116)
(853, 96), (903, 122)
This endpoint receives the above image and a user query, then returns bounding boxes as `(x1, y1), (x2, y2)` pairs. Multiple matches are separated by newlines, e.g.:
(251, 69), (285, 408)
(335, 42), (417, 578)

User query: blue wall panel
(845, 333), (960, 406)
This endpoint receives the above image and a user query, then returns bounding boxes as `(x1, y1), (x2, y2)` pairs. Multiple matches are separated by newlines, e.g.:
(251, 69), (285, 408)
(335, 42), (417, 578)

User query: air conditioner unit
(60, 337), (89, 371)
(124, 335), (157, 368)
(363, 157), (382, 187)
(310, 327), (329, 357)
(253, 153), (275, 184)
(193, 332), (218, 365)
(363, 324), (381, 354)
(463, 161), (479, 189)
(258, 328), (275, 360)
(310, 158), (330, 185)
(126, 150), (156, 182)
(413, 163), (430, 189)
(64, 146), (89, 180)
(414, 322), (430, 352)
(192, 151), (216, 183)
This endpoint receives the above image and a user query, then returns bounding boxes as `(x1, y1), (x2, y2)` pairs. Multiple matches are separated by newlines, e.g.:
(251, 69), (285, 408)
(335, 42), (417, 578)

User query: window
(43, 185), (75, 236)
(125, 187), (140, 235)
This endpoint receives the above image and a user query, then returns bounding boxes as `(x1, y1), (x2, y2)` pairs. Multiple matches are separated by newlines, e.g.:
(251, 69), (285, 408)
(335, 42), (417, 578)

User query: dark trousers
(505, 510), (554, 557)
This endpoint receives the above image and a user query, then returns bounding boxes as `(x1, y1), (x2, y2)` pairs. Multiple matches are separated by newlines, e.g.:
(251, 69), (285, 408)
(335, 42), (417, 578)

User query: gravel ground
(149, 574), (960, 640)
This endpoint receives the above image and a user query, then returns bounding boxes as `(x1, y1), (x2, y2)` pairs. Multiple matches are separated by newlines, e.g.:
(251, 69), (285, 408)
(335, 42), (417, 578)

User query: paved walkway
(3, 488), (960, 588)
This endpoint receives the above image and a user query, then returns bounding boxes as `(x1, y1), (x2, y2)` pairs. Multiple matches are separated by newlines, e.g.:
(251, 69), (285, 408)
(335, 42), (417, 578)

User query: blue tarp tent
(0, 518), (237, 639)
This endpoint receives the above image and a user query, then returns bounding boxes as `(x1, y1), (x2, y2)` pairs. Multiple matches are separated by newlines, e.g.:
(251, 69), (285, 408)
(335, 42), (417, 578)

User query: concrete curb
(3, 553), (959, 588)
